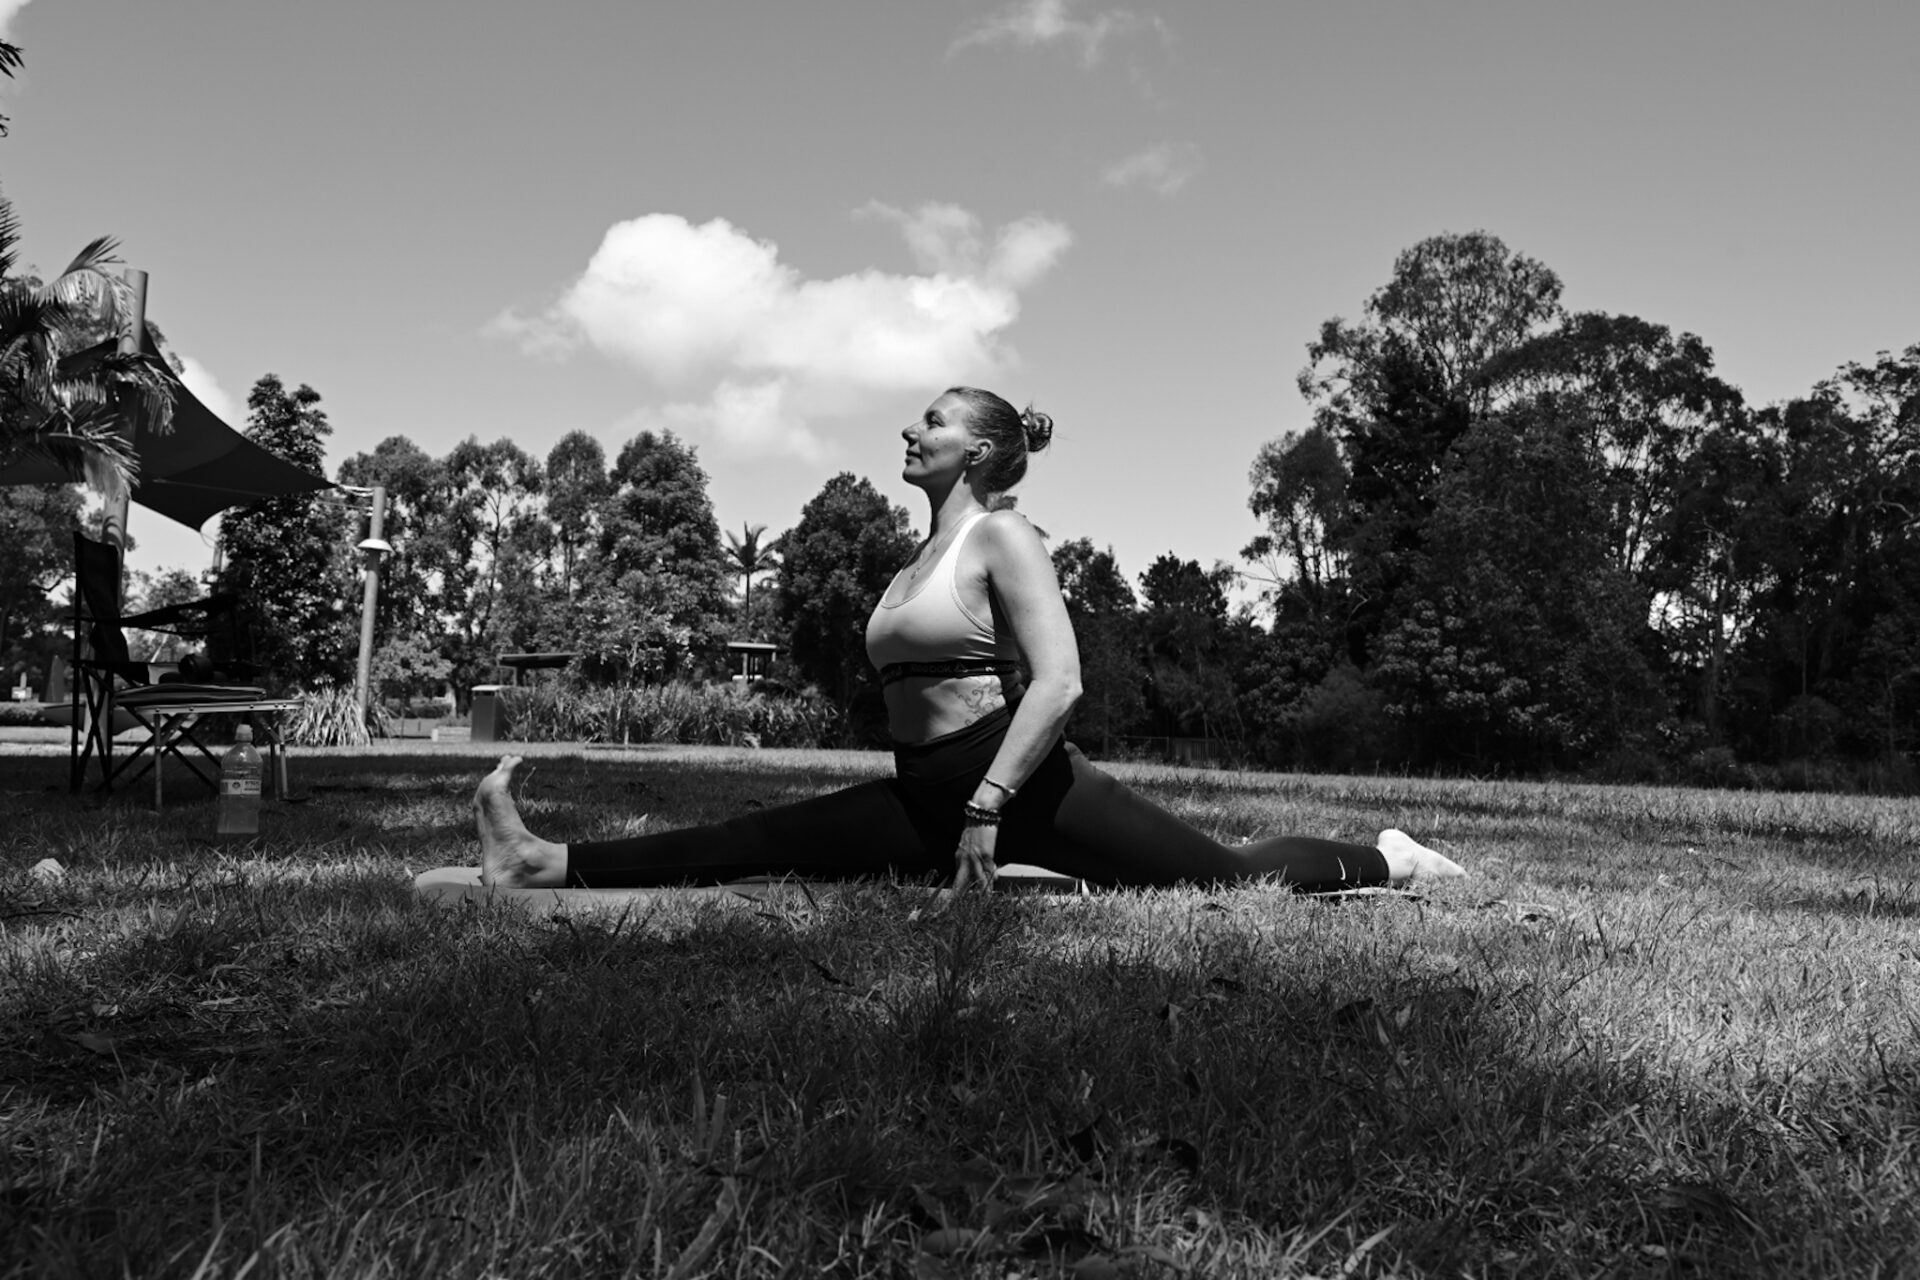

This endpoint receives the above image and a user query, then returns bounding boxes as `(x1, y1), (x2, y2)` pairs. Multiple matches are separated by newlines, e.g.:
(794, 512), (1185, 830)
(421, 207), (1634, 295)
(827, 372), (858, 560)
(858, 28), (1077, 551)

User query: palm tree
(0, 189), (176, 495)
(724, 522), (781, 632)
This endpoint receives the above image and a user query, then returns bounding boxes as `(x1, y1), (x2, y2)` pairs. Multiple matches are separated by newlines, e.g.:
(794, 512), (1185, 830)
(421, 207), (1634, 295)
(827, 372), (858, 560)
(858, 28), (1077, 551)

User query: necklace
(904, 524), (961, 582)
(903, 535), (945, 582)
(903, 510), (984, 583)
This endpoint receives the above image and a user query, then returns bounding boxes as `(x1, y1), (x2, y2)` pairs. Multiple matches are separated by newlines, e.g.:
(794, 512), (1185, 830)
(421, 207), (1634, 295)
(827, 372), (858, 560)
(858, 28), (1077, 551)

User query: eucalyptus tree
(1483, 312), (1745, 580)
(1290, 231), (1566, 648)
(545, 430), (610, 603)
(444, 437), (545, 665)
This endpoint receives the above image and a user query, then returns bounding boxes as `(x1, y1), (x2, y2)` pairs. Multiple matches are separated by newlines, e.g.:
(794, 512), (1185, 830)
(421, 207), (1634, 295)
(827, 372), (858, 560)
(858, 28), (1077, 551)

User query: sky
(4, 0), (1916, 596)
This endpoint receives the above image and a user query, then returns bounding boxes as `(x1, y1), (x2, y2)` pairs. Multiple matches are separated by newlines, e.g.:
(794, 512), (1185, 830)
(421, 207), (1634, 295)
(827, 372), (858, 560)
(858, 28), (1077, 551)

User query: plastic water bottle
(217, 724), (263, 839)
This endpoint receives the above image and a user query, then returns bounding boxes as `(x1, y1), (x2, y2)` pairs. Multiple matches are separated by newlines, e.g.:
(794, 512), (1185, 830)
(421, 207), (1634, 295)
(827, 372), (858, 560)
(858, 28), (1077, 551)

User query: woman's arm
(951, 510), (1082, 890)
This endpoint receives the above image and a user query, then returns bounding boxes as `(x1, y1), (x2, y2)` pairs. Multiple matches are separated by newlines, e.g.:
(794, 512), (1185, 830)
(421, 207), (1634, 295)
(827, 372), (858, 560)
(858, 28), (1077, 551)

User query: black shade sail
(0, 330), (334, 529)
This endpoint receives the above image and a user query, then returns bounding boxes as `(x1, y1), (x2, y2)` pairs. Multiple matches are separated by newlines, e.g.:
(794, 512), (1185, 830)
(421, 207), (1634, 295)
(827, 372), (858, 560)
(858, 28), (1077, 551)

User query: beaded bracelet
(980, 776), (1017, 801)
(962, 801), (1002, 827)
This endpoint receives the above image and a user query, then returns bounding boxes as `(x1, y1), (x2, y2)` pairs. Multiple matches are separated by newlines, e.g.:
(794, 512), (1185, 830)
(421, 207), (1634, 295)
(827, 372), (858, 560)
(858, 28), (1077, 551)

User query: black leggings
(566, 706), (1389, 892)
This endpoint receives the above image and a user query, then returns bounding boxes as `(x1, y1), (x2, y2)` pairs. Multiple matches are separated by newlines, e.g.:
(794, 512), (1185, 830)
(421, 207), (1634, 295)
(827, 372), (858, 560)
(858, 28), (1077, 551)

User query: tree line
(5, 225), (1914, 787)
(1234, 232), (1918, 788)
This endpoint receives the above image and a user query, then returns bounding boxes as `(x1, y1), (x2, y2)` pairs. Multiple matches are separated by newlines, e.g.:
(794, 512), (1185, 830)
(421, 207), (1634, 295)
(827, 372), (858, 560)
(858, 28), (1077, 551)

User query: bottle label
(223, 778), (262, 796)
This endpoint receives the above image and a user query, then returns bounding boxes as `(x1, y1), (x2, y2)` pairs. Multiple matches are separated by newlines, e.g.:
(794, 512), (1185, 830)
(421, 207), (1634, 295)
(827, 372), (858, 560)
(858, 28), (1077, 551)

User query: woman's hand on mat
(951, 825), (999, 893)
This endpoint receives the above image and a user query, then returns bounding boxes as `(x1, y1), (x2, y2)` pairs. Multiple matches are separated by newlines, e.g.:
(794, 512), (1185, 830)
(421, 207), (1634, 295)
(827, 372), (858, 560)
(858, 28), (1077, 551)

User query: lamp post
(353, 484), (391, 716)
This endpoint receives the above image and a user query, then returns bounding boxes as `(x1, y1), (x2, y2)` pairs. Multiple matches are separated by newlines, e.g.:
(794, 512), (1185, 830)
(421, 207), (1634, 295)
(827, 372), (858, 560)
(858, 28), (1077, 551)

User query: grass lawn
(2, 742), (1917, 1278)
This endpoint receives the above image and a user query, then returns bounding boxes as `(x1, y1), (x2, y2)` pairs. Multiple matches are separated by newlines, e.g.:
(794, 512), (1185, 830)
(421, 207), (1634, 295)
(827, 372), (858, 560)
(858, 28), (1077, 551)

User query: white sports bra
(864, 512), (1021, 685)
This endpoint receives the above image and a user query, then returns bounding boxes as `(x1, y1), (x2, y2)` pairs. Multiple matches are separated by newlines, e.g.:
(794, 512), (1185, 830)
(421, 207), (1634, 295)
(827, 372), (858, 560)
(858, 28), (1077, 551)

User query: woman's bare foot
(1377, 828), (1467, 885)
(476, 756), (567, 887)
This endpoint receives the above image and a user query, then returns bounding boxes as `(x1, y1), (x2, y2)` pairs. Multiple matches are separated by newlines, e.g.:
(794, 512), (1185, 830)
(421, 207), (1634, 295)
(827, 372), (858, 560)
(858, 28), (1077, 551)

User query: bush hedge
(0, 700), (52, 726)
(381, 700), (451, 720)
(501, 680), (834, 749)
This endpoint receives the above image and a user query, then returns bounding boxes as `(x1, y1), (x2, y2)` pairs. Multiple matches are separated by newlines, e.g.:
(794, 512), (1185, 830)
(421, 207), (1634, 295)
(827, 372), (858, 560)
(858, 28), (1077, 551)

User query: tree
(0, 190), (175, 491)
(545, 430), (610, 604)
(1244, 422), (1350, 612)
(776, 473), (916, 743)
(1373, 406), (1662, 770)
(214, 375), (354, 686)
(1650, 414), (1784, 744)
(1138, 554), (1241, 745)
(578, 430), (731, 682)
(443, 437), (546, 675)
(724, 523), (782, 635)
(336, 435), (453, 658)
(1485, 312), (1745, 578)
(1301, 230), (1565, 424)
(1294, 232), (1566, 646)
(1051, 537), (1145, 755)
(0, 483), (83, 687)
(1734, 346), (1920, 762)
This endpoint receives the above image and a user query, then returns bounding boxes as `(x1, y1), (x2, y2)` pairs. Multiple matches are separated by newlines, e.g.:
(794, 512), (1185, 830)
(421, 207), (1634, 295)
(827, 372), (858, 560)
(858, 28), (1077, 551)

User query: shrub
(1, 700), (51, 726)
(284, 684), (392, 747)
(1286, 665), (1407, 773)
(1682, 745), (1747, 789)
(501, 680), (833, 748)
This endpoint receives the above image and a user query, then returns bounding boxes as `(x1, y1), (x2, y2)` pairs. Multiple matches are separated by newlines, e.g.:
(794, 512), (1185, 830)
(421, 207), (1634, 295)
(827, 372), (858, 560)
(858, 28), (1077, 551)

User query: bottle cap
(235, 724), (253, 742)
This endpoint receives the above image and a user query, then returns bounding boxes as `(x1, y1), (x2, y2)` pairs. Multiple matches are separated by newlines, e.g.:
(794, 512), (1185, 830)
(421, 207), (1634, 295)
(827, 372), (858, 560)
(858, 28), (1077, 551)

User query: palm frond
(41, 256), (125, 333)
(0, 193), (19, 280)
(0, 43), (18, 140)
(0, 195), (158, 491)
(55, 235), (123, 281)
(3, 408), (139, 494)
(0, 280), (68, 351)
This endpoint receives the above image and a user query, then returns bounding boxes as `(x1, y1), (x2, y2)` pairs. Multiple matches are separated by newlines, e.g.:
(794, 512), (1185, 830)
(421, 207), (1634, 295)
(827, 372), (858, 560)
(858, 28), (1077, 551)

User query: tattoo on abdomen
(959, 678), (1003, 718)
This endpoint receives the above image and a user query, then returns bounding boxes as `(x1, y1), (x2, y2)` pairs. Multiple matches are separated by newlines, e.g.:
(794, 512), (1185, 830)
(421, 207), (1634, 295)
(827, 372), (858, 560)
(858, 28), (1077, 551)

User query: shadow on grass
(5, 752), (1917, 1276)
(7, 881), (1904, 1277)
(2, 749), (893, 858)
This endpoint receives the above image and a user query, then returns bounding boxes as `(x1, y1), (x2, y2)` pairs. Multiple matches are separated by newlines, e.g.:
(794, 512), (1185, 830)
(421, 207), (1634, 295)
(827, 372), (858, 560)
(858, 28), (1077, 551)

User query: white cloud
(493, 206), (1072, 460)
(1101, 142), (1200, 196)
(0, 1), (32, 40)
(951, 0), (1162, 67)
(175, 355), (240, 426)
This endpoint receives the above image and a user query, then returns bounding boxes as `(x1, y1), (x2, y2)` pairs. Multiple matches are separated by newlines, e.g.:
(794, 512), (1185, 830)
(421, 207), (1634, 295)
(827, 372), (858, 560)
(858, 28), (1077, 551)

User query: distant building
(726, 641), (781, 682)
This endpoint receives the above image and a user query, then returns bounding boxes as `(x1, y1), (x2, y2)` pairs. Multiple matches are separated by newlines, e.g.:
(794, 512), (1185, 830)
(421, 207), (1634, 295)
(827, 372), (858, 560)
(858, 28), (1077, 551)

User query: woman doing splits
(477, 387), (1465, 893)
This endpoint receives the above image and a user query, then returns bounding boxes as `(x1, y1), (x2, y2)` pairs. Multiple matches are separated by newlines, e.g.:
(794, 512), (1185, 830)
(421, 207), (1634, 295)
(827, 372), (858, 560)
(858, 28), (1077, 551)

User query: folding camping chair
(68, 532), (300, 808)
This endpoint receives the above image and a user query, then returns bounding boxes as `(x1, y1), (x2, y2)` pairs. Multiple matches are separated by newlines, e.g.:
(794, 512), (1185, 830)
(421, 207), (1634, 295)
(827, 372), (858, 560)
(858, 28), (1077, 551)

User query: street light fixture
(351, 488), (390, 717)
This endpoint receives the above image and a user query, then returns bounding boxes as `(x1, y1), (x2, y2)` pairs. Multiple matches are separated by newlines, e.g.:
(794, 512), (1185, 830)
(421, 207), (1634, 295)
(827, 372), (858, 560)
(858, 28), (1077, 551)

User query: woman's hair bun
(1019, 407), (1054, 453)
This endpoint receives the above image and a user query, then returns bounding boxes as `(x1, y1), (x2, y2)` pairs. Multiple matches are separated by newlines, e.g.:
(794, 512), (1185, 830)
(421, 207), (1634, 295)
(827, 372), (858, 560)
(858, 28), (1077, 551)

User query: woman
(477, 387), (1464, 892)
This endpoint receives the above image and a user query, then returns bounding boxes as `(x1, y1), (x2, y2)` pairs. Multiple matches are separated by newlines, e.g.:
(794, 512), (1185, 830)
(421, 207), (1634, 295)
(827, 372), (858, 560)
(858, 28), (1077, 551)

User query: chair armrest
(118, 593), (239, 630)
(75, 654), (154, 686)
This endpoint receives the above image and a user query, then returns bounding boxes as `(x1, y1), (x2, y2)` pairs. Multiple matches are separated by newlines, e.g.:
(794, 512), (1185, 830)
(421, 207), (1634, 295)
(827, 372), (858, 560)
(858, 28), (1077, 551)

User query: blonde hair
(945, 385), (1053, 495)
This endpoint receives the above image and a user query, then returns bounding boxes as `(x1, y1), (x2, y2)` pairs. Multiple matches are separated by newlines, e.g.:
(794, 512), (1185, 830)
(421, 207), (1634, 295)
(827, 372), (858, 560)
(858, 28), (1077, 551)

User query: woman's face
(900, 392), (980, 488)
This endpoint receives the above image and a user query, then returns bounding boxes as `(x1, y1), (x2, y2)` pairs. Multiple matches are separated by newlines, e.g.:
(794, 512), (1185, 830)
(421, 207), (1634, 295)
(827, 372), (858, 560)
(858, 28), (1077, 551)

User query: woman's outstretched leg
(476, 755), (949, 889)
(1001, 744), (1463, 890)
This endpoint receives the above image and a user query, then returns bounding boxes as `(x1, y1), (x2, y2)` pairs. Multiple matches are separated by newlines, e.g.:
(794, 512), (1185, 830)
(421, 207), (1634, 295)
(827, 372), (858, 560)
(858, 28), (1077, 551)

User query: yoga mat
(414, 863), (1083, 913)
